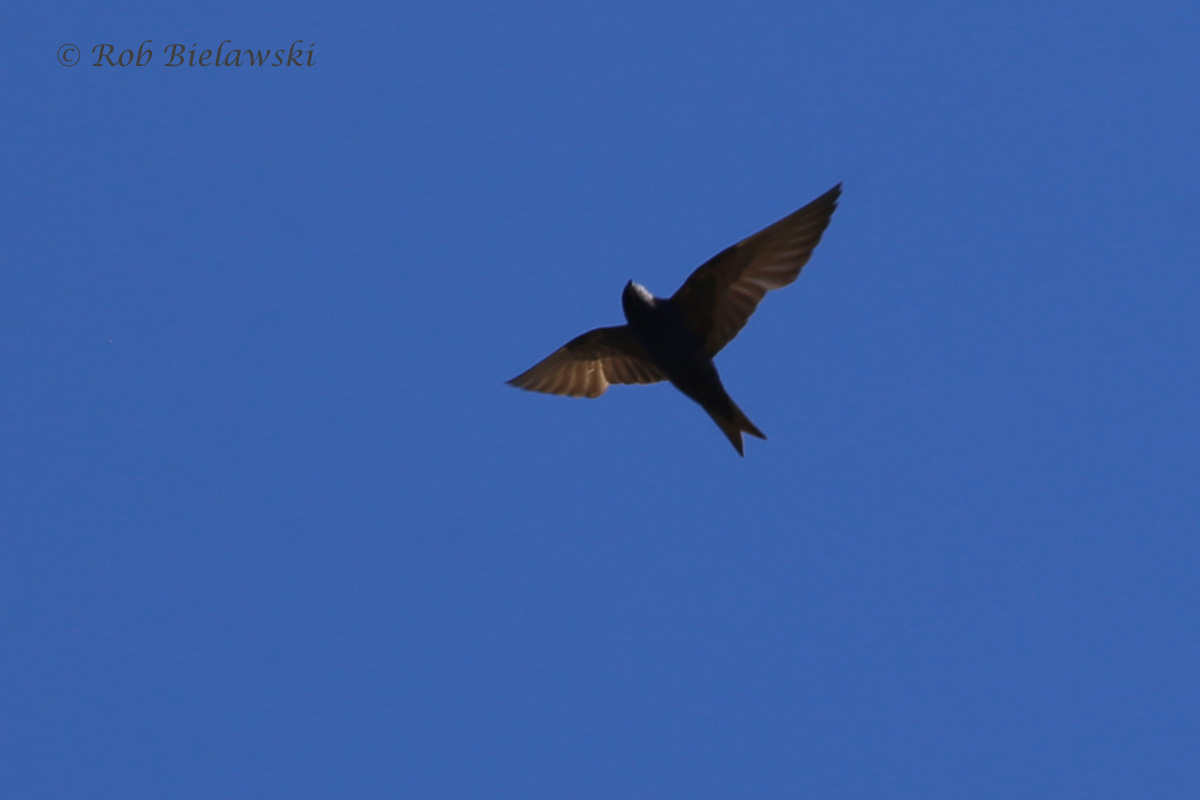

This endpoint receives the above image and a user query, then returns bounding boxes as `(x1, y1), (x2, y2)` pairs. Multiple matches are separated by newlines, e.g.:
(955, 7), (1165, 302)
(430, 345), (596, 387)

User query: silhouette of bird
(508, 184), (841, 455)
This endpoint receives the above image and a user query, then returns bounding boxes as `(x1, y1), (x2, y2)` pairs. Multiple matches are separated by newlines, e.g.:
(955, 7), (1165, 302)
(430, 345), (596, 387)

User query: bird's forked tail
(711, 401), (766, 457)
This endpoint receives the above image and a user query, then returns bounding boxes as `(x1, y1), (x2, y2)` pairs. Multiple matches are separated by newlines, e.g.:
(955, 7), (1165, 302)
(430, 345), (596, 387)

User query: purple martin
(508, 184), (841, 455)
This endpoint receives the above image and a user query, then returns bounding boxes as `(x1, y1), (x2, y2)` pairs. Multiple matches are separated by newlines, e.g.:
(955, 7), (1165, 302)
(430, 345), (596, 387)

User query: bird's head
(621, 280), (656, 324)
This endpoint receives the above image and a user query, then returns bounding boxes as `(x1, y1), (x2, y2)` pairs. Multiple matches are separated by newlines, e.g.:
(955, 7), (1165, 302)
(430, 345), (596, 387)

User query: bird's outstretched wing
(507, 325), (664, 398)
(670, 184), (841, 356)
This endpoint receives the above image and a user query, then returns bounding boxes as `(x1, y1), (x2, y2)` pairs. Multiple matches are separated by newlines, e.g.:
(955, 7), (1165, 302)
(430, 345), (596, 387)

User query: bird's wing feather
(670, 184), (841, 356)
(507, 325), (664, 398)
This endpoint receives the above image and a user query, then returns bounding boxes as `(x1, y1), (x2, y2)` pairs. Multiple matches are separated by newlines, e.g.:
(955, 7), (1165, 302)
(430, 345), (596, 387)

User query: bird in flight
(508, 184), (841, 455)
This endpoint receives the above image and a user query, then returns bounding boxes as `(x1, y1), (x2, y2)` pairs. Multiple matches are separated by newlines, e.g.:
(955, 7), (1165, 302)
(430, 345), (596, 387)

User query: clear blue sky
(4, 2), (1198, 797)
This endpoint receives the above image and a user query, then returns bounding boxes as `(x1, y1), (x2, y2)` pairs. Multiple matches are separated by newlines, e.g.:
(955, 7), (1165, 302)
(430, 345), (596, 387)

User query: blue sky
(4, 2), (1198, 797)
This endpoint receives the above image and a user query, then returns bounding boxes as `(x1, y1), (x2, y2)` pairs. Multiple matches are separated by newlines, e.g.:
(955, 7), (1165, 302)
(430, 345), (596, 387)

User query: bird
(507, 184), (841, 455)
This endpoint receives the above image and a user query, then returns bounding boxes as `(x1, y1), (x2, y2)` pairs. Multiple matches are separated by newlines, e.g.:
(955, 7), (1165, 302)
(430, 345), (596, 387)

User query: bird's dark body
(621, 286), (739, 426)
(507, 183), (841, 455)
